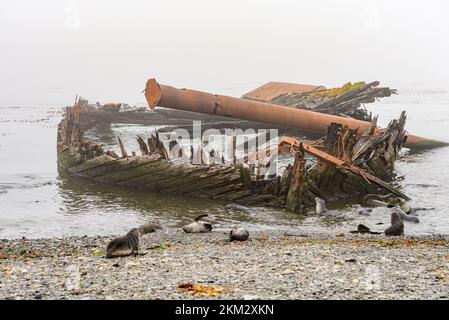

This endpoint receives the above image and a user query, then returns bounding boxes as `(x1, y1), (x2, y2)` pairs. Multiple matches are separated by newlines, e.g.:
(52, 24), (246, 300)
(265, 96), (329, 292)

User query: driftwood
(57, 98), (408, 210)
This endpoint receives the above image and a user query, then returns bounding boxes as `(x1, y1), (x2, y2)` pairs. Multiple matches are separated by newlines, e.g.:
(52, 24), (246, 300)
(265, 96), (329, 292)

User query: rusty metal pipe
(145, 79), (448, 149)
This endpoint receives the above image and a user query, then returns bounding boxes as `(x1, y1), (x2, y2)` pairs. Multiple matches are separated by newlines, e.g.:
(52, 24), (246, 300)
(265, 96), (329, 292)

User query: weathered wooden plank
(75, 156), (160, 179)
(185, 174), (243, 196)
(162, 166), (231, 193)
(57, 148), (85, 170)
(112, 159), (176, 187)
(69, 154), (118, 174)
(136, 164), (213, 191)
(140, 165), (238, 193)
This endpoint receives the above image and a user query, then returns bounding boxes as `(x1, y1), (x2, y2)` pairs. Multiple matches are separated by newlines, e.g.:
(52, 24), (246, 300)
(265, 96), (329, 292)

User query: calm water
(1, 87), (448, 238)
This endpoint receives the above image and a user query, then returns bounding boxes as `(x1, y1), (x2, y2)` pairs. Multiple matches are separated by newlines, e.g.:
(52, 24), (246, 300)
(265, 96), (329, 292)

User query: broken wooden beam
(117, 136), (128, 158)
(136, 136), (149, 156)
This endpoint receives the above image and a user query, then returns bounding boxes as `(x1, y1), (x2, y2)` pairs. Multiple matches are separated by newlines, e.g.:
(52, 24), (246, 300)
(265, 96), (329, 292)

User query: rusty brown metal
(242, 81), (325, 102)
(144, 79), (448, 149)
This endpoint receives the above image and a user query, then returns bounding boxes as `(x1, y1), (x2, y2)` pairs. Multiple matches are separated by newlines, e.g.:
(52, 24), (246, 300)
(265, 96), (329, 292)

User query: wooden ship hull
(57, 90), (414, 209)
(57, 100), (287, 206)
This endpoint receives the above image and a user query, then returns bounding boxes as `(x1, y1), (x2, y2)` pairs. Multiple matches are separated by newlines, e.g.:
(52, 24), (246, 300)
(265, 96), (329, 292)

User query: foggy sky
(1, 0), (449, 106)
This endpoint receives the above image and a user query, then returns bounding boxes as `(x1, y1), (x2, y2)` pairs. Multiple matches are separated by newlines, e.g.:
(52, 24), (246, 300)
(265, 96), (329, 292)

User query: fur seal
(182, 214), (213, 233)
(357, 208), (373, 216)
(315, 197), (327, 214)
(349, 224), (381, 234)
(384, 210), (404, 236)
(387, 205), (420, 223)
(315, 197), (340, 216)
(397, 198), (412, 214)
(229, 228), (249, 241)
(105, 223), (162, 258)
(397, 208), (420, 223)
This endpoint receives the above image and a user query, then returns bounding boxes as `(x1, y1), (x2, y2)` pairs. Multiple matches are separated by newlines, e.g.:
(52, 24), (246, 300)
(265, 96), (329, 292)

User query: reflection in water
(57, 173), (311, 231)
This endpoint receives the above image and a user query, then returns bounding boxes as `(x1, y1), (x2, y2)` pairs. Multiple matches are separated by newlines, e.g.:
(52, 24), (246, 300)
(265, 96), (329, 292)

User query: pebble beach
(1, 230), (448, 300)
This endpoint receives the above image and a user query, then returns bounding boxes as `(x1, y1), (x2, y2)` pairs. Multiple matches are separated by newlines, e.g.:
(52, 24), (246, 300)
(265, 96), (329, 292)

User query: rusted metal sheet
(144, 79), (448, 149)
(242, 81), (325, 102)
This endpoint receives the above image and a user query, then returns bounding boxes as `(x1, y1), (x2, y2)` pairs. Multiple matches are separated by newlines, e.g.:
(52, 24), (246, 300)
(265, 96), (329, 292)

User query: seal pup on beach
(396, 198), (434, 215)
(384, 210), (404, 236)
(105, 223), (162, 258)
(349, 224), (381, 235)
(315, 197), (327, 214)
(357, 208), (373, 216)
(387, 205), (420, 223)
(397, 198), (412, 214)
(229, 228), (249, 241)
(315, 197), (340, 216)
(182, 214), (213, 233)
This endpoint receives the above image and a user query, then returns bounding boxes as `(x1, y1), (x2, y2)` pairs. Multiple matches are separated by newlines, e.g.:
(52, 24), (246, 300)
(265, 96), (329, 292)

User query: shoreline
(1, 230), (448, 300)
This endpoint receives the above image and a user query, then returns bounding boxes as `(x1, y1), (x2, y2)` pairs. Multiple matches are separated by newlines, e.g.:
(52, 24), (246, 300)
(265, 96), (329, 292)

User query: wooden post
(117, 136), (128, 158)
(286, 143), (306, 211)
(136, 136), (149, 155)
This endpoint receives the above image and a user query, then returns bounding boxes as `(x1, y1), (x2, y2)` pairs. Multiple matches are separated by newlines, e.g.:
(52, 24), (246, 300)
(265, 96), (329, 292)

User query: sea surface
(1, 87), (448, 238)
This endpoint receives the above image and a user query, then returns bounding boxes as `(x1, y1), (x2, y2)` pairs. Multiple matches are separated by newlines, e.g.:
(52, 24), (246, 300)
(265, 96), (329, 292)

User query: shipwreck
(57, 79), (447, 210)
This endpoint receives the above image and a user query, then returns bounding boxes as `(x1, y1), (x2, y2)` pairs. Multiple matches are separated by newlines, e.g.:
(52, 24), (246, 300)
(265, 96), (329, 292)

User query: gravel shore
(1, 230), (448, 300)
